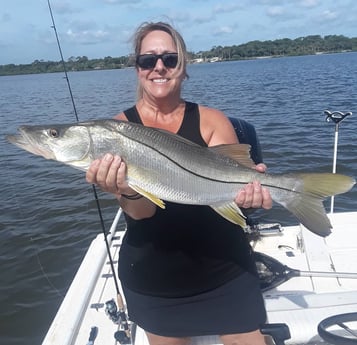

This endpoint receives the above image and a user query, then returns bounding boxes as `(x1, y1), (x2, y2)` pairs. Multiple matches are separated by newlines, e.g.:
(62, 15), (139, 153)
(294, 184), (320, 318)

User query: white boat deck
(42, 211), (357, 345)
(255, 212), (357, 344)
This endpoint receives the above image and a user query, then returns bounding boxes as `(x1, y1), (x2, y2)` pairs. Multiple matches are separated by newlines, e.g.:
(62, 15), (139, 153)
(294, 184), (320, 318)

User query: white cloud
(66, 29), (111, 44)
(213, 26), (234, 35)
(300, 0), (319, 8)
(321, 9), (338, 20)
(103, 0), (142, 4)
(266, 6), (285, 16)
(213, 3), (242, 14)
(51, 1), (80, 15)
(192, 13), (215, 24)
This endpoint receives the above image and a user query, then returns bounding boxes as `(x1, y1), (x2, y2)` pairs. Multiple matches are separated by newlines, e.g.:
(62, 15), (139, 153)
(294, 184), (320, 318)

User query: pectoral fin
(129, 184), (166, 209)
(211, 202), (247, 228)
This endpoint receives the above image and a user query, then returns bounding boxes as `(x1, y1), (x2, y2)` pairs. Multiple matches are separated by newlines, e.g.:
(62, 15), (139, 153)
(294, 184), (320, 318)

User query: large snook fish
(7, 119), (355, 237)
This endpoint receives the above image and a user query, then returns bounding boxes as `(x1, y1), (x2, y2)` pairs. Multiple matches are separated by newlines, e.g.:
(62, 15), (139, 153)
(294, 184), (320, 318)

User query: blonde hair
(132, 21), (189, 99)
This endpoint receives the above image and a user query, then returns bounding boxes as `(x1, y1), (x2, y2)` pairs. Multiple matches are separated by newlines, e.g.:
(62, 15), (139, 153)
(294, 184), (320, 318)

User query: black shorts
(122, 272), (267, 337)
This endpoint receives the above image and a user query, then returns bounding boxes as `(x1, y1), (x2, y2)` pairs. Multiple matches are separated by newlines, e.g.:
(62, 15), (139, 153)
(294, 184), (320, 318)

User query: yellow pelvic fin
(129, 184), (166, 209)
(211, 202), (247, 228)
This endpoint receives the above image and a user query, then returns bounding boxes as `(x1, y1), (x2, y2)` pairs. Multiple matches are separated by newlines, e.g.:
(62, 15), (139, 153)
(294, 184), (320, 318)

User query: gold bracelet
(121, 193), (143, 200)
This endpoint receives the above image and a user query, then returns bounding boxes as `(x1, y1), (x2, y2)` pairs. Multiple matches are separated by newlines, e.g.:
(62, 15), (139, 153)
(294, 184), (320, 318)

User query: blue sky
(1, 0), (356, 65)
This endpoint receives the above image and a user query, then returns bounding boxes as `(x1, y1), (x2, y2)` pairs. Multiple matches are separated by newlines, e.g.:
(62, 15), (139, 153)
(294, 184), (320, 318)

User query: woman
(86, 22), (272, 345)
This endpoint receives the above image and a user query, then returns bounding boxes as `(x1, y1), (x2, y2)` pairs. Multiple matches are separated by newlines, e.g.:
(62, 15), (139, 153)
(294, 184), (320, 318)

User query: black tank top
(118, 101), (257, 297)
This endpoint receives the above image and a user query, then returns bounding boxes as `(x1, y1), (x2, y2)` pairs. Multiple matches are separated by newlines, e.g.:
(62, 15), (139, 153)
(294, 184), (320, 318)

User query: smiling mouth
(152, 78), (169, 83)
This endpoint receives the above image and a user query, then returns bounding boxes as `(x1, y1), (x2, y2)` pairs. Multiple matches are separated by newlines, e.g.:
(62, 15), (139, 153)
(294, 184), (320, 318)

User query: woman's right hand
(86, 153), (156, 219)
(86, 153), (134, 197)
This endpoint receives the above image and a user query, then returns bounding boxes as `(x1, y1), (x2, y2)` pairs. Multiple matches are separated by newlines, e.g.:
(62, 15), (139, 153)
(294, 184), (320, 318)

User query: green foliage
(0, 35), (355, 76)
(0, 55), (133, 76)
(199, 34), (355, 60)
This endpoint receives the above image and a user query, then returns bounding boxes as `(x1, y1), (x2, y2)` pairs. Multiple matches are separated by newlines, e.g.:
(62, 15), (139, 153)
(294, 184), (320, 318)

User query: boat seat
(228, 117), (263, 164)
(260, 323), (291, 345)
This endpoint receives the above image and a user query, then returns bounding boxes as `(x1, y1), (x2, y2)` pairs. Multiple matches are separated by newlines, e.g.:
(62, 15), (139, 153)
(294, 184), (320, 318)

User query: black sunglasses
(136, 53), (178, 69)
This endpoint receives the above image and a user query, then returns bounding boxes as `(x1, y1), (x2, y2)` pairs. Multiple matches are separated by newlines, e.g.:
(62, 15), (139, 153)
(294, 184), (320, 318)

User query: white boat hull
(42, 211), (357, 345)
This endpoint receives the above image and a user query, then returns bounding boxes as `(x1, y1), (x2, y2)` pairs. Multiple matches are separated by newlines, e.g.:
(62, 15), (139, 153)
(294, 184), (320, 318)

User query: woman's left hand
(234, 163), (272, 209)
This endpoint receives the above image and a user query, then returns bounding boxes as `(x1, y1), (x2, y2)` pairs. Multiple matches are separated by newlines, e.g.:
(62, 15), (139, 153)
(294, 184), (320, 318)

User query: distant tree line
(0, 55), (129, 76)
(1, 34), (356, 76)
(200, 34), (357, 60)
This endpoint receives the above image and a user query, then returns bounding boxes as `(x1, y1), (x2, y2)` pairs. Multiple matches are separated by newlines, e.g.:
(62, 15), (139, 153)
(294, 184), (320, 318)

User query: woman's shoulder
(197, 104), (238, 145)
(197, 104), (226, 118)
(113, 103), (141, 121)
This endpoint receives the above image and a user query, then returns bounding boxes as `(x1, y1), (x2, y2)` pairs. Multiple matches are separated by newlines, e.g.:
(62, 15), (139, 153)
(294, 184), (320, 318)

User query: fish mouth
(6, 127), (56, 160)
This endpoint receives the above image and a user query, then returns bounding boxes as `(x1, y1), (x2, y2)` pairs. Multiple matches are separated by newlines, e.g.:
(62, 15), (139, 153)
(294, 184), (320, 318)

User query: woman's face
(137, 30), (185, 102)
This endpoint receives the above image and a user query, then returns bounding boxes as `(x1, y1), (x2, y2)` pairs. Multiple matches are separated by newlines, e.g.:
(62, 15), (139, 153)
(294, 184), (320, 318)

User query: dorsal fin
(209, 143), (255, 168)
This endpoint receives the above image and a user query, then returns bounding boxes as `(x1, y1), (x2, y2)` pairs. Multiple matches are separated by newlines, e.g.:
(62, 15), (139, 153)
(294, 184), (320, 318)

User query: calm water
(1, 53), (356, 345)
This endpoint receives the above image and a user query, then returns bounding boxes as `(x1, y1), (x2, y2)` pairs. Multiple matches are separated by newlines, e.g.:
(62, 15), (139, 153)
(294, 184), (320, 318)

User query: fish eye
(48, 128), (59, 138)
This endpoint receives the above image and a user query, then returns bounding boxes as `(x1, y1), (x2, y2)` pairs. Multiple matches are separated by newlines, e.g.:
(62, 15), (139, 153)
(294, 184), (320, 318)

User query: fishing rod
(47, 0), (78, 122)
(324, 110), (352, 213)
(46, 1), (131, 343)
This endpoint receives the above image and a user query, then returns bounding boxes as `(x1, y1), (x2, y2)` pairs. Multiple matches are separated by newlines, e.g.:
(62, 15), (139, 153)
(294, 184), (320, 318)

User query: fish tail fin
(279, 173), (355, 237)
(211, 202), (247, 228)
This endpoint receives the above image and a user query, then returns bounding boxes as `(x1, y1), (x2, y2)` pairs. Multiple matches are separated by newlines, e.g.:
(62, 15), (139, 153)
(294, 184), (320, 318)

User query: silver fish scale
(102, 120), (255, 204)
